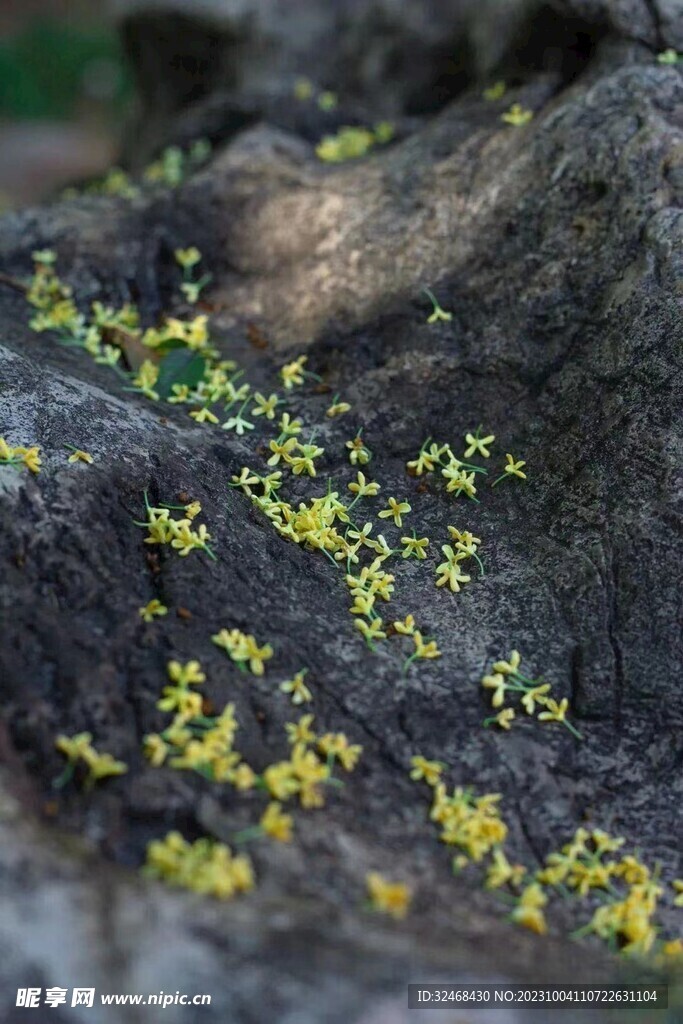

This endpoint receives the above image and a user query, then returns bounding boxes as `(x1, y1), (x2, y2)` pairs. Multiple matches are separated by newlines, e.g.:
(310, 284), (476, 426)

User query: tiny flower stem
(233, 825), (265, 845)
(52, 763), (76, 789)
(491, 473), (509, 488)
(562, 719), (584, 741)
(471, 551), (485, 578)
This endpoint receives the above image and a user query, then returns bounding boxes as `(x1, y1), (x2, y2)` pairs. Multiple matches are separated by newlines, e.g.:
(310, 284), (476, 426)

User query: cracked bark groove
(0, 1), (682, 1020)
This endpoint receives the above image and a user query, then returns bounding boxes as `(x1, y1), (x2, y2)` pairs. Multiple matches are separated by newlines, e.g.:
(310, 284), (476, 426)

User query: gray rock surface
(1, 4), (682, 1023)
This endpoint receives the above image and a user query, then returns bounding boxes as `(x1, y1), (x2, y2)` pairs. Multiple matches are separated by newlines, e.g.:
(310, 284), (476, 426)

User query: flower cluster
(134, 494), (215, 560)
(54, 732), (127, 789)
(407, 432), (528, 497)
(539, 828), (669, 957)
(392, 615), (441, 674)
(411, 758), (508, 869)
(211, 628), (274, 676)
(174, 247), (212, 304)
(316, 123), (394, 163)
(0, 437), (42, 474)
(144, 661), (257, 787)
(481, 650), (583, 740)
(144, 831), (254, 900)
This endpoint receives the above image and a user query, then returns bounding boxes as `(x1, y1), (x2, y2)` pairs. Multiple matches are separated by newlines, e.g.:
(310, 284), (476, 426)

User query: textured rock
(0, 7), (682, 1023)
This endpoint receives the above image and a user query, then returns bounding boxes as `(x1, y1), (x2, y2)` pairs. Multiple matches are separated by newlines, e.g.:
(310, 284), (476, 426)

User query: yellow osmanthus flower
(252, 392), (280, 419)
(278, 412), (303, 437)
(483, 80), (506, 101)
(348, 471), (381, 498)
(66, 448), (94, 464)
(260, 802), (293, 843)
(174, 247), (201, 270)
(280, 669), (313, 705)
(132, 360), (160, 401)
(400, 534), (429, 559)
(280, 355), (308, 389)
(378, 497), (411, 527)
(493, 708), (516, 730)
(355, 617), (386, 645)
(502, 103), (533, 126)
(144, 832), (254, 900)
(285, 714), (316, 746)
(326, 399), (351, 418)
(393, 614), (416, 636)
(511, 884), (548, 934)
(190, 407), (219, 424)
(139, 598), (168, 622)
(55, 732), (127, 789)
(673, 880), (683, 907)
(317, 732), (362, 771)
(366, 872), (412, 919)
(294, 77), (314, 100)
(464, 430), (495, 458)
(409, 756), (443, 787)
(15, 445), (42, 474)
(485, 849), (526, 889)
(412, 632), (441, 660)
(346, 434), (371, 465)
(492, 454), (527, 487)
(212, 628), (273, 676)
(435, 546), (471, 592)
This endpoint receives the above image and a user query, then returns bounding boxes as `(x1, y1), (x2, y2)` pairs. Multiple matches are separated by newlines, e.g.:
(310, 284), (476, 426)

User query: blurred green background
(0, 1), (131, 206)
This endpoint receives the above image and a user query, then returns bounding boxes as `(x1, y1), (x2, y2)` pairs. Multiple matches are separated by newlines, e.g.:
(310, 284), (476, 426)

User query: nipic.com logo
(14, 987), (211, 1009)
(16, 987), (95, 1008)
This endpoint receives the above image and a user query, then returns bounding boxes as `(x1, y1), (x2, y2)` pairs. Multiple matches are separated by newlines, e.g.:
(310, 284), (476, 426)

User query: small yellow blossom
(280, 355), (308, 389)
(278, 412), (303, 436)
(485, 849), (526, 889)
(260, 802), (293, 843)
(492, 454), (527, 486)
(326, 399), (351, 418)
(143, 734), (168, 767)
(366, 872), (412, 919)
(294, 77), (314, 100)
(511, 883), (547, 934)
(400, 534), (429, 559)
(285, 714), (316, 746)
(66, 448), (94, 464)
(190, 407), (219, 424)
(483, 80), (506, 101)
(317, 732), (362, 771)
(139, 599), (168, 622)
(378, 497), (411, 528)
(280, 669), (313, 705)
(493, 651), (521, 676)
(174, 247), (201, 270)
(672, 880), (683, 906)
(464, 430), (495, 459)
(537, 697), (569, 724)
(493, 708), (516, 730)
(409, 756), (443, 787)
(355, 617), (386, 645)
(393, 614), (416, 636)
(502, 103), (533, 127)
(346, 434), (371, 465)
(252, 392), (280, 419)
(348, 471), (381, 498)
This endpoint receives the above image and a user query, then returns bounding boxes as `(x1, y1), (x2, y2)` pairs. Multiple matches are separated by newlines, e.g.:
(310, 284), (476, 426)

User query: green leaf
(156, 349), (206, 400)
